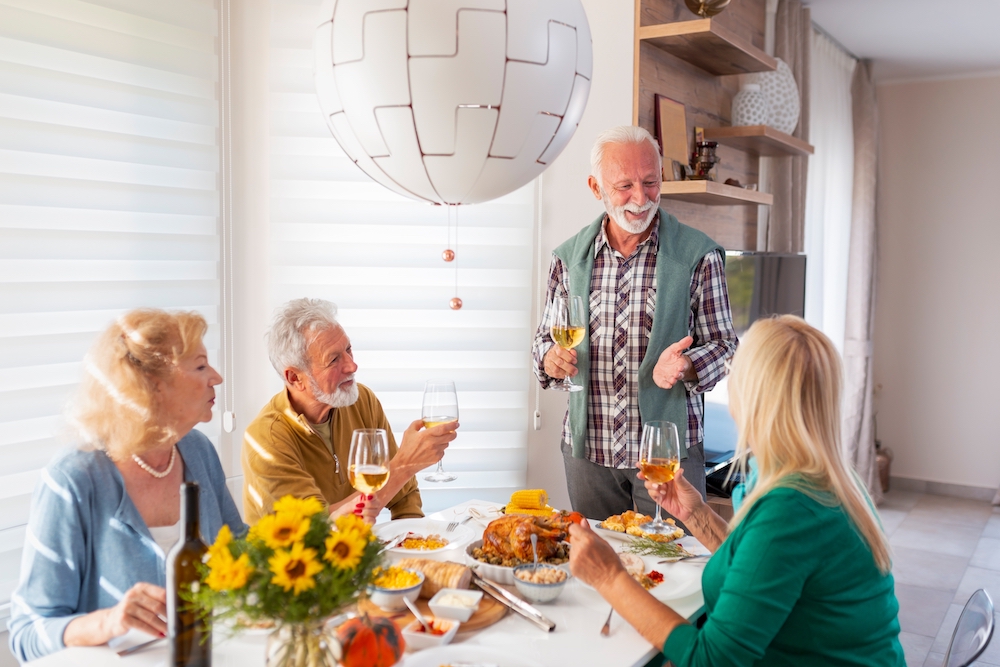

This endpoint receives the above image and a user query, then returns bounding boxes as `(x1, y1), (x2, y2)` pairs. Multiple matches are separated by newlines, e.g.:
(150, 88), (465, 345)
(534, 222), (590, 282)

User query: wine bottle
(167, 482), (211, 667)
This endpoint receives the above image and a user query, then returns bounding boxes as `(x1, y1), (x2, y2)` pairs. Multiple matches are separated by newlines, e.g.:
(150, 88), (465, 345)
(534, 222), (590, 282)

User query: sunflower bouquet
(188, 496), (384, 627)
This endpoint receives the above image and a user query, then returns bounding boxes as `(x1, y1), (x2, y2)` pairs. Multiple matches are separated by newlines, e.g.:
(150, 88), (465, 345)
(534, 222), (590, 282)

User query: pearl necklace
(132, 445), (177, 479)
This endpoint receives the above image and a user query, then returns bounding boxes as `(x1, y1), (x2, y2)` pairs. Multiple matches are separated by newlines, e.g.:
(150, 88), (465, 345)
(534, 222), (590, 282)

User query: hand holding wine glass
(637, 420), (681, 534)
(549, 294), (585, 393)
(422, 380), (458, 483)
(348, 428), (390, 497)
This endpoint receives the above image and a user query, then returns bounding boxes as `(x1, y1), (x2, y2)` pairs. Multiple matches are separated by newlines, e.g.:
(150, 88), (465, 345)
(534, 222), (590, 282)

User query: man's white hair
(590, 125), (662, 187)
(267, 298), (339, 382)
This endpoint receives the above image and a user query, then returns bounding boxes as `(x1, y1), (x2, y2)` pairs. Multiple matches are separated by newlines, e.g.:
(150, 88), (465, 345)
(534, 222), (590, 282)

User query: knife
(472, 573), (555, 632)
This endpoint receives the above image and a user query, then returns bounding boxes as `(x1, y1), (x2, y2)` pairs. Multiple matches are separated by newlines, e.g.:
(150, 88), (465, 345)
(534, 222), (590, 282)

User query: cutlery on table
(402, 596), (433, 632)
(657, 554), (711, 564)
(446, 514), (473, 532)
(600, 607), (613, 637)
(116, 636), (164, 657)
(382, 533), (408, 550)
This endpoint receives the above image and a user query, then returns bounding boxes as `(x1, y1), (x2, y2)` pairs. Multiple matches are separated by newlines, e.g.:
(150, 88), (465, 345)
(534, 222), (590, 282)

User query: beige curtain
(761, 0), (811, 252)
(842, 60), (880, 501)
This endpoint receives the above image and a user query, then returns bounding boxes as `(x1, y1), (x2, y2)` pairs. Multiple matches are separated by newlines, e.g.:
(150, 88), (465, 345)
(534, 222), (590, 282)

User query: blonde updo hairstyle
(70, 309), (208, 460)
(728, 315), (891, 573)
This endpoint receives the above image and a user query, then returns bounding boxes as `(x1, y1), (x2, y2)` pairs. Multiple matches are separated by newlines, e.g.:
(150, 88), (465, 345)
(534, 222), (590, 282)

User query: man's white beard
(309, 374), (359, 408)
(601, 189), (658, 235)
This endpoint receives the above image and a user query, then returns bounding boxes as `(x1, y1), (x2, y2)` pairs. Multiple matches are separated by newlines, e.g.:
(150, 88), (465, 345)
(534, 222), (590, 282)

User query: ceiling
(804, 0), (1000, 82)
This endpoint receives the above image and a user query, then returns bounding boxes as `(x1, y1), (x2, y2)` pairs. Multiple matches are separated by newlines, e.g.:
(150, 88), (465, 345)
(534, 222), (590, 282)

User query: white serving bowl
(428, 588), (483, 622)
(465, 539), (570, 585)
(401, 617), (459, 650)
(366, 569), (425, 611)
(511, 564), (568, 604)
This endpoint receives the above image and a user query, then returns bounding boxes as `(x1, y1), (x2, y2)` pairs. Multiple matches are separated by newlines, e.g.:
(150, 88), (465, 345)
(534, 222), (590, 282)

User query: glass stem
(653, 503), (663, 526)
(436, 461), (445, 473)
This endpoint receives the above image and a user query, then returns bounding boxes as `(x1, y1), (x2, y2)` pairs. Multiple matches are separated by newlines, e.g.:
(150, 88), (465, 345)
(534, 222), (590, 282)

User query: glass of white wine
(638, 420), (681, 534)
(348, 428), (390, 496)
(550, 294), (585, 393)
(422, 380), (459, 483)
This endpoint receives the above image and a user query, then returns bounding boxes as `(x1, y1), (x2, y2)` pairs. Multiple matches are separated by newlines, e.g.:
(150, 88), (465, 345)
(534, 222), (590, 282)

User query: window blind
(269, 0), (533, 512)
(0, 0), (220, 613)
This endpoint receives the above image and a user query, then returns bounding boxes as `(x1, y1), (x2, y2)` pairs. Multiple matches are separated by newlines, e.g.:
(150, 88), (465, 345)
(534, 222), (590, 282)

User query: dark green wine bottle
(167, 482), (211, 667)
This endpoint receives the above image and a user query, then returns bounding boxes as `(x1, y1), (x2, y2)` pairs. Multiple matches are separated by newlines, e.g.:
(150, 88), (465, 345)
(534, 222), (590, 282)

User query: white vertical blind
(268, 0), (533, 512)
(0, 0), (220, 612)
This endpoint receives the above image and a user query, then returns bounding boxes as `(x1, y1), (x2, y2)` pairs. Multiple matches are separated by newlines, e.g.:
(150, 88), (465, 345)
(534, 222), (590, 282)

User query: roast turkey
(481, 514), (569, 562)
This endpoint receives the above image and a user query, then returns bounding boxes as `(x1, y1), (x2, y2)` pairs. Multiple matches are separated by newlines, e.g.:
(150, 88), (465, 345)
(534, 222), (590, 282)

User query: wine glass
(422, 380), (459, 483)
(549, 294), (585, 393)
(638, 420), (682, 534)
(348, 428), (390, 495)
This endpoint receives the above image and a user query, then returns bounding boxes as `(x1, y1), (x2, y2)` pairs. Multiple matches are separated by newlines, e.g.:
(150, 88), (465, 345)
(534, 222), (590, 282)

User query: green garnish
(623, 536), (694, 560)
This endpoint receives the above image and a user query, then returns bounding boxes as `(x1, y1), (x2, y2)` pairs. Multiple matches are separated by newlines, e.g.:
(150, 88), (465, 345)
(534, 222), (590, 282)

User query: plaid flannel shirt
(532, 215), (738, 468)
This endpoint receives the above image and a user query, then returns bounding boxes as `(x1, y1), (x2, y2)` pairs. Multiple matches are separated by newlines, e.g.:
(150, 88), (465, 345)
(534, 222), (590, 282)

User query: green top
(664, 487), (905, 667)
(552, 208), (721, 458)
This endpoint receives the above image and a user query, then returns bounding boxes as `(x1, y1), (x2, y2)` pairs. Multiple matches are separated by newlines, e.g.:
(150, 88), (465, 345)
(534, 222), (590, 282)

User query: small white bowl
(366, 570), (425, 611)
(428, 588), (483, 622)
(401, 617), (459, 650)
(511, 564), (568, 604)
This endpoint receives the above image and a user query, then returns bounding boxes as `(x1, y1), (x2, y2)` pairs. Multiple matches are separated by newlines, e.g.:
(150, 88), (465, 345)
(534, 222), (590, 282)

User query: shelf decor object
(313, 1), (593, 205)
(747, 58), (800, 135)
(731, 83), (768, 127)
(637, 19), (777, 75)
(684, 0), (731, 18)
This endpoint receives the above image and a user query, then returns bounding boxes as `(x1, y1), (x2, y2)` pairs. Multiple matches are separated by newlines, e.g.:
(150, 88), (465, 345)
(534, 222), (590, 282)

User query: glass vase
(265, 621), (339, 667)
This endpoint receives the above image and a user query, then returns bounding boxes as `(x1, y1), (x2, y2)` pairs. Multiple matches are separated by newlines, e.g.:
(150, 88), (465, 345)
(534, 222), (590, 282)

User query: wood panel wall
(634, 0), (767, 250)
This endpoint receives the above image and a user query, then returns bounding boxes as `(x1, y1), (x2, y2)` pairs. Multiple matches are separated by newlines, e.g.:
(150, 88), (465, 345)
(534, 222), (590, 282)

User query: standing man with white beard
(242, 298), (457, 523)
(531, 126), (738, 521)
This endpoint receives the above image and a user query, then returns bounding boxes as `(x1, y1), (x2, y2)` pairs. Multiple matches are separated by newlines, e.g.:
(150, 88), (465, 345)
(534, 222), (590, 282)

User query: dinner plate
(373, 518), (474, 555)
(589, 518), (685, 544)
(402, 644), (545, 667)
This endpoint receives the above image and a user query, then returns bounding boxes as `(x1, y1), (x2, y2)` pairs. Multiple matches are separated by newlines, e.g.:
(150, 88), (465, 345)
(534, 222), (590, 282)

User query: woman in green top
(569, 316), (905, 666)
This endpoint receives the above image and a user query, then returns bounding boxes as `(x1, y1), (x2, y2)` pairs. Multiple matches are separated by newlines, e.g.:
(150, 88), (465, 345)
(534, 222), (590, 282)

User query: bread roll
(395, 558), (472, 599)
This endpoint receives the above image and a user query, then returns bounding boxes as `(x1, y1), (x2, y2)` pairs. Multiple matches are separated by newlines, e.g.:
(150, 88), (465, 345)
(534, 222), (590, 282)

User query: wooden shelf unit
(660, 180), (773, 206)
(703, 125), (814, 157)
(637, 19), (777, 75)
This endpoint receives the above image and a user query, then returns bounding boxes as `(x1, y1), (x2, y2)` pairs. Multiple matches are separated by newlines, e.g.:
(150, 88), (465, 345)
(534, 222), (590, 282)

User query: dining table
(25, 499), (707, 667)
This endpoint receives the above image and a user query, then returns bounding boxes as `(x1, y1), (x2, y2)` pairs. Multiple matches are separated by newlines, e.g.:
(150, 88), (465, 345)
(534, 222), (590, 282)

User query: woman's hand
(568, 521), (627, 594)
(640, 467), (705, 524)
(329, 493), (377, 525)
(65, 582), (167, 647)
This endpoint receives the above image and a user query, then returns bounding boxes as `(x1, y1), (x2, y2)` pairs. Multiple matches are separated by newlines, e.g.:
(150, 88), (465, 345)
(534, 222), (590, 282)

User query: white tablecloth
(26, 500), (707, 667)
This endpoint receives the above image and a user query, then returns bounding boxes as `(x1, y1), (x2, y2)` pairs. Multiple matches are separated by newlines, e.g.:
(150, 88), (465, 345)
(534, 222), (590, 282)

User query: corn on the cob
(504, 504), (557, 517)
(509, 489), (548, 510)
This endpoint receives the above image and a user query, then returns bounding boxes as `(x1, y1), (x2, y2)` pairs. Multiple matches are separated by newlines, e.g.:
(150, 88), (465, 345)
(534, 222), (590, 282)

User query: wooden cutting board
(357, 593), (507, 632)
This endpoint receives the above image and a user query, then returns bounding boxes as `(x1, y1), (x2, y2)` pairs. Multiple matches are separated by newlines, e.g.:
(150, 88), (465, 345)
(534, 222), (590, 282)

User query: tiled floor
(879, 489), (1000, 666)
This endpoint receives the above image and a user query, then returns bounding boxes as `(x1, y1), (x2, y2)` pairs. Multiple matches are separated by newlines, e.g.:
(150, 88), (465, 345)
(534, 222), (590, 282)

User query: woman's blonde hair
(70, 309), (208, 460)
(728, 315), (891, 573)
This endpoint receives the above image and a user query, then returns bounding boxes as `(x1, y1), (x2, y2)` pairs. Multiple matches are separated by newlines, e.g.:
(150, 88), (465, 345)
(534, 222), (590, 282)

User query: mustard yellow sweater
(241, 386), (423, 523)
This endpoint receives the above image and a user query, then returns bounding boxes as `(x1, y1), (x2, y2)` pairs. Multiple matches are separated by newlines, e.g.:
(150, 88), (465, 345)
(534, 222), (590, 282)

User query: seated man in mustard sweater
(242, 298), (457, 523)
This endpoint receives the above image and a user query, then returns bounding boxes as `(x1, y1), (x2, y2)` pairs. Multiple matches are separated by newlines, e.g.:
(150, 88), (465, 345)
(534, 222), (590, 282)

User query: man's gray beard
(309, 374), (359, 408)
(601, 189), (658, 234)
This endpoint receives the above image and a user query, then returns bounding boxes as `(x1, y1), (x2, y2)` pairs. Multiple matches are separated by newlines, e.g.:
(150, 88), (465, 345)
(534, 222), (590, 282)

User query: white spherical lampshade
(314, 0), (593, 205)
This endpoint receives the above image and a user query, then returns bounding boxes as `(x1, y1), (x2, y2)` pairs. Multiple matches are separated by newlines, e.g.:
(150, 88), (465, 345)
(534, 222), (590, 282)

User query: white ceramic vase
(731, 83), (768, 127)
(747, 58), (800, 135)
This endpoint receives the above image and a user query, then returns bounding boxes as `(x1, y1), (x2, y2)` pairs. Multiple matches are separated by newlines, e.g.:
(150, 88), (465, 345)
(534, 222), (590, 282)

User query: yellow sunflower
(206, 551), (253, 592)
(334, 513), (373, 541)
(269, 542), (324, 595)
(254, 512), (310, 550)
(207, 524), (234, 564)
(272, 495), (324, 522)
(324, 530), (366, 570)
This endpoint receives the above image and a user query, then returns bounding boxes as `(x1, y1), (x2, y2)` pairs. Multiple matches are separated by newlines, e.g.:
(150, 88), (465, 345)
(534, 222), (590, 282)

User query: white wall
(525, 0), (636, 509)
(874, 74), (1000, 490)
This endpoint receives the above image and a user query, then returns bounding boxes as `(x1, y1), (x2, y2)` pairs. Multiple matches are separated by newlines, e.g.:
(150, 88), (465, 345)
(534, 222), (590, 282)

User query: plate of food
(465, 512), (579, 584)
(403, 645), (544, 667)
(593, 510), (685, 543)
(373, 518), (473, 555)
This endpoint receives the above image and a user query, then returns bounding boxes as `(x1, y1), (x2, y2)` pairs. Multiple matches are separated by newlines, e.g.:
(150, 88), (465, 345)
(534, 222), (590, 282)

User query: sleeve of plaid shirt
(684, 250), (738, 395)
(531, 254), (569, 389)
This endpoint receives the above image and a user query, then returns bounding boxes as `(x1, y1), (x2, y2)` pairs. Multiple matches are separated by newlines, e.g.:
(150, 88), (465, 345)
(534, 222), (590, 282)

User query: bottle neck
(180, 483), (200, 542)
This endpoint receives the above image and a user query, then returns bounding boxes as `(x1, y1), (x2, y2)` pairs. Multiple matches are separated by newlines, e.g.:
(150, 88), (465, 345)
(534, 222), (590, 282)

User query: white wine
(423, 417), (458, 430)
(349, 464), (389, 494)
(551, 325), (585, 350)
(639, 457), (680, 484)
(167, 483), (210, 667)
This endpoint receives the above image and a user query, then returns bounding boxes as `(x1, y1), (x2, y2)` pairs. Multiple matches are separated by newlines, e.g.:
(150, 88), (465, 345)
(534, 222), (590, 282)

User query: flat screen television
(703, 252), (807, 484)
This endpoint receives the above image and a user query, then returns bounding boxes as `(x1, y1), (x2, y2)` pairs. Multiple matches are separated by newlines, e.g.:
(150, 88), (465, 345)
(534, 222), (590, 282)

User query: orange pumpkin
(334, 614), (405, 667)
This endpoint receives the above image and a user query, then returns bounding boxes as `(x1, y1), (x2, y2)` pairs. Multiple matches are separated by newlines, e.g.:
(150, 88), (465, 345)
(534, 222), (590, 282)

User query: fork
(447, 514), (473, 532)
(600, 607), (613, 636)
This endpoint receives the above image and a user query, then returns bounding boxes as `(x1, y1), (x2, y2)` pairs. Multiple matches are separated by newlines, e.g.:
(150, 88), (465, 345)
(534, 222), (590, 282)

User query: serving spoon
(530, 533), (539, 570)
(402, 596), (433, 633)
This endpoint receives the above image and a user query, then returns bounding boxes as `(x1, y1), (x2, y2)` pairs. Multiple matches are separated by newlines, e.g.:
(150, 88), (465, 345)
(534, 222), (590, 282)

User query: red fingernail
(159, 633), (166, 637)
(367, 495), (374, 500)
